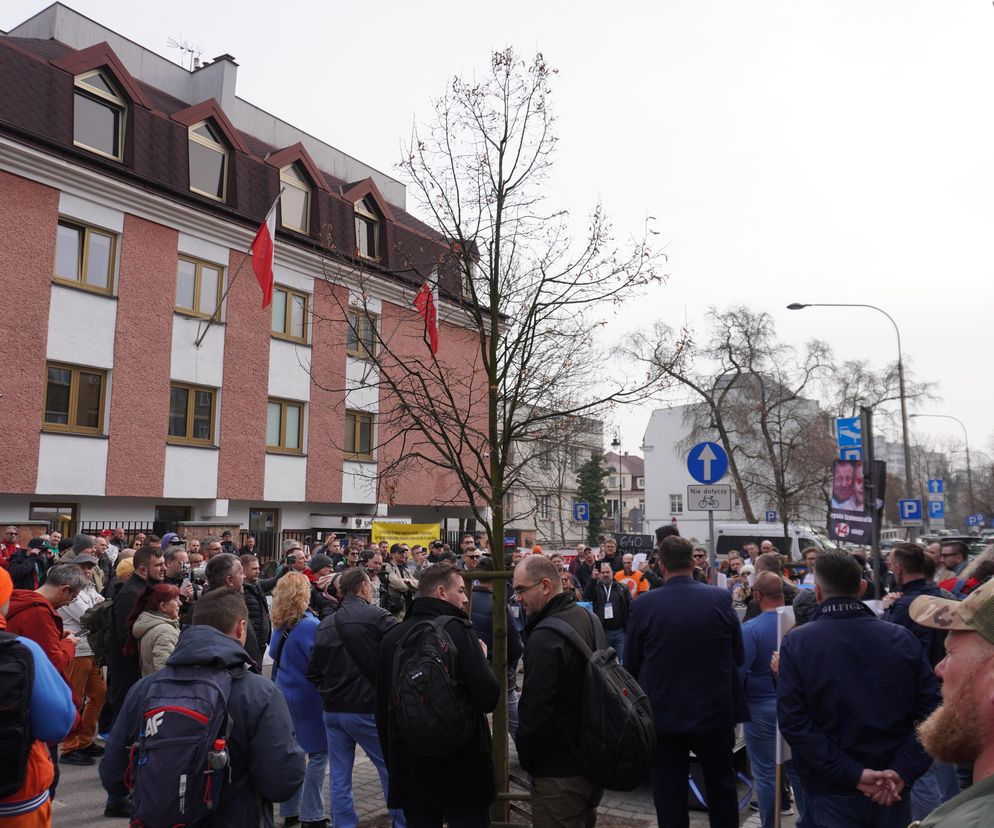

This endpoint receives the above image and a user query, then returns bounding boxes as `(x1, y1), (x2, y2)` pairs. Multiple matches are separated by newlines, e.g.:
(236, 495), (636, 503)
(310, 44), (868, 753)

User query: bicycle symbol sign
(687, 484), (732, 512)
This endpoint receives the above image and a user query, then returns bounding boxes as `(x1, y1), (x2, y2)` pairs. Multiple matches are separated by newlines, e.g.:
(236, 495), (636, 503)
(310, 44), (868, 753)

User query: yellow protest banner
(370, 522), (441, 549)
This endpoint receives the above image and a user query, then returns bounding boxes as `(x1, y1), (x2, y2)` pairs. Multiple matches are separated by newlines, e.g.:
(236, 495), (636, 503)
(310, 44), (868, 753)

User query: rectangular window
(266, 398), (304, 453)
(43, 363), (106, 434)
(346, 310), (377, 359)
(344, 410), (374, 460)
(669, 493), (684, 514)
(29, 502), (78, 531)
(636, 476), (645, 489)
(175, 256), (223, 317)
(54, 220), (116, 293)
(537, 495), (550, 521)
(271, 286), (309, 342)
(168, 383), (216, 445)
(73, 71), (125, 161)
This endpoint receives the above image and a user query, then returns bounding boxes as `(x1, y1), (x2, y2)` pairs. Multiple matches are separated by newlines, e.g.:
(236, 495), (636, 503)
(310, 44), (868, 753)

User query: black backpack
(536, 614), (655, 791)
(0, 631), (34, 799)
(391, 617), (477, 759)
(80, 599), (114, 667)
(127, 663), (236, 826)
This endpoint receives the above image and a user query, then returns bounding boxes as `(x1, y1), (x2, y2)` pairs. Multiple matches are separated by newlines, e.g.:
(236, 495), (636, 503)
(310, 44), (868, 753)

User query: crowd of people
(1, 522), (994, 828)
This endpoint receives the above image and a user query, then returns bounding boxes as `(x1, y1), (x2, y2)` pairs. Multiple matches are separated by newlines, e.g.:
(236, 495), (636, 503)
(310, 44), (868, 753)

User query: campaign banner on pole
(370, 522), (441, 548)
(826, 459), (885, 545)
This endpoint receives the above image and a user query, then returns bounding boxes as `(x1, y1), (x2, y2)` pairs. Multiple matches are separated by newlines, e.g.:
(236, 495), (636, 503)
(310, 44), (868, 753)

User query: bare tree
(307, 49), (671, 811)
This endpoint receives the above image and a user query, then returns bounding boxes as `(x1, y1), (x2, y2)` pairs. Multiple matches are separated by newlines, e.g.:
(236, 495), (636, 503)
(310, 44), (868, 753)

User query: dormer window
(280, 164), (310, 233)
(354, 197), (379, 260)
(73, 70), (126, 160)
(188, 121), (228, 200)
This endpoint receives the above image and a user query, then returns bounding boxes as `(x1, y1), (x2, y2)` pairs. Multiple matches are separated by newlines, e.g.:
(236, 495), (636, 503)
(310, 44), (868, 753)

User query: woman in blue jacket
(269, 572), (328, 828)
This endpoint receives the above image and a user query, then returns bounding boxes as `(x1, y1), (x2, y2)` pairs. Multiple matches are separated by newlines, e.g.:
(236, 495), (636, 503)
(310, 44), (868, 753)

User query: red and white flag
(413, 274), (439, 355)
(250, 201), (278, 308)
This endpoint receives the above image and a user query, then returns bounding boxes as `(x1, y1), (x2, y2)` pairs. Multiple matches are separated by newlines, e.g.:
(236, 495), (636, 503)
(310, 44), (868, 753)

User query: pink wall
(377, 301), (487, 508)
(0, 172), (59, 493)
(105, 215), (177, 497)
(305, 280), (348, 503)
(217, 250), (269, 500)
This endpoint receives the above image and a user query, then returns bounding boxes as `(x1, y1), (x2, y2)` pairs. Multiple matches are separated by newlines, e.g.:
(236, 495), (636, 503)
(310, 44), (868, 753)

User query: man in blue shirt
(741, 572), (808, 828)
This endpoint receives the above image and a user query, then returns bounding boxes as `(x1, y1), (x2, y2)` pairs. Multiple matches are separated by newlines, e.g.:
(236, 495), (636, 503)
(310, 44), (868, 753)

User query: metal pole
(708, 509), (716, 570)
(786, 302), (913, 498)
(911, 413), (976, 517)
(861, 405), (882, 599)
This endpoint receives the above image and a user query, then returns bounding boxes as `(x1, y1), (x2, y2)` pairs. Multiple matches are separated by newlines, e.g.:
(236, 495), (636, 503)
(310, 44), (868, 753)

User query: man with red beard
(910, 579), (994, 826)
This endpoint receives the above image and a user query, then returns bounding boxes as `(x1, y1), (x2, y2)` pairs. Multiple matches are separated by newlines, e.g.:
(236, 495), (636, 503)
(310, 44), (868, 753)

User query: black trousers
(652, 727), (739, 828)
(403, 805), (491, 828)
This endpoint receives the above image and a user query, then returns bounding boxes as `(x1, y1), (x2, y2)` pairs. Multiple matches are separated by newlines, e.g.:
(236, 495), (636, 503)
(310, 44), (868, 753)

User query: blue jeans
(324, 711), (405, 828)
(744, 699), (777, 828)
(805, 789), (911, 828)
(279, 750), (328, 821)
(605, 627), (626, 664)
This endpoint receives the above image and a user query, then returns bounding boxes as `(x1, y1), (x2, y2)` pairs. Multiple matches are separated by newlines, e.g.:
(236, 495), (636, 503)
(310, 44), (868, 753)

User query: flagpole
(194, 187), (284, 349)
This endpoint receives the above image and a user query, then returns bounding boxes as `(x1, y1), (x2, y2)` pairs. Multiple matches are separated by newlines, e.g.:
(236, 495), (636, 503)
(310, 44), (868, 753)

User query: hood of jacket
(132, 610), (180, 640)
(6, 589), (58, 623)
(164, 624), (252, 671)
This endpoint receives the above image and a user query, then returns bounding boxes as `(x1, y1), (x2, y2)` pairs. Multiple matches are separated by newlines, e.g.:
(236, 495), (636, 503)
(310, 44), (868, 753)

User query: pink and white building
(0, 4), (484, 542)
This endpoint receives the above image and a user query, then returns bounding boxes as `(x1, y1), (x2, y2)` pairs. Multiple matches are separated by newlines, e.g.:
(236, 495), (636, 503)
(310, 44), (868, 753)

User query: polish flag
(250, 202), (278, 308)
(413, 275), (439, 355)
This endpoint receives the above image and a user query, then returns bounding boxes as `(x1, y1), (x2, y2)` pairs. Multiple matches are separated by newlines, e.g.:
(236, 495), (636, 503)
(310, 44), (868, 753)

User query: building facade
(603, 450), (645, 535)
(0, 5), (484, 548)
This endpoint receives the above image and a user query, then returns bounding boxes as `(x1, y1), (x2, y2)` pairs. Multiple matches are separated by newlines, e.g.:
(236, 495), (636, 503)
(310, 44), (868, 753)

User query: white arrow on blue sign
(928, 500), (944, 520)
(836, 417), (862, 448)
(687, 442), (729, 485)
(927, 479), (944, 495)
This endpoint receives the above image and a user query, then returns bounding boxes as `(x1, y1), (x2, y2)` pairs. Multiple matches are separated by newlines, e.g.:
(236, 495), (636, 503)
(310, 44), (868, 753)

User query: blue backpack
(127, 664), (237, 826)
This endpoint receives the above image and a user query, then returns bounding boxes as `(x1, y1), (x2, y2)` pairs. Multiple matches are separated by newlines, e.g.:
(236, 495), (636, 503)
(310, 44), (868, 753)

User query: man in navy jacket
(777, 549), (941, 828)
(626, 535), (747, 828)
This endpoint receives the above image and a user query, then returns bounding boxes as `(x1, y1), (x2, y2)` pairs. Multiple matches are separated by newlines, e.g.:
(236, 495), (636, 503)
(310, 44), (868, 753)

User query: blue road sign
(927, 479), (944, 495)
(968, 513), (985, 527)
(899, 499), (923, 525)
(573, 501), (589, 522)
(836, 417), (862, 448)
(765, 510), (777, 523)
(928, 500), (945, 520)
(687, 442), (729, 485)
(840, 447), (862, 461)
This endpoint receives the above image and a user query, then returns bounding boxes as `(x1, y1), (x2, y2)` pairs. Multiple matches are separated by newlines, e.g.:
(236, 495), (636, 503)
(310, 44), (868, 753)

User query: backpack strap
(270, 623), (295, 683)
(536, 614), (604, 656)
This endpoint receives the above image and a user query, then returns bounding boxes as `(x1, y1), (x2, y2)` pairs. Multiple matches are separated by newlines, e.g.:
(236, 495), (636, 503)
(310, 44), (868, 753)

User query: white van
(713, 522), (829, 561)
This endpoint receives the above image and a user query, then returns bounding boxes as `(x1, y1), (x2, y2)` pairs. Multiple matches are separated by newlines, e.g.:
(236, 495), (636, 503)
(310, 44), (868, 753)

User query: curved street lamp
(787, 302), (914, 499)
(910, 413), (976, 516)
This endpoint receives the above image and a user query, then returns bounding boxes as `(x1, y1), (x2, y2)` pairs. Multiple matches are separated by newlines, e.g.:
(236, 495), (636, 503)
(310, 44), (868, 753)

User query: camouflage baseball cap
(910, 578), (994, 646)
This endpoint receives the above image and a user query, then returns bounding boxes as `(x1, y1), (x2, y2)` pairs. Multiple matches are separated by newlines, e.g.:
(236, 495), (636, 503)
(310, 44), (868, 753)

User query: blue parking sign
(899, 499), (923, 526)
(573, 501), (589, 522)
(928, 500), (944, 520)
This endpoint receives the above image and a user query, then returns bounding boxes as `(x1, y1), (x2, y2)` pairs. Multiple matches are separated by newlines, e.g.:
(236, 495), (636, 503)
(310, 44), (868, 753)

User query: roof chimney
(190, 53), (238, 111)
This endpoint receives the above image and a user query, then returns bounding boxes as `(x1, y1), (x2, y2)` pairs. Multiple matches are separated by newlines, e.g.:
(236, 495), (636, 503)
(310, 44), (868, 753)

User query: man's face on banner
(853, 463), (865, 506)
(833, 462), (854, 502)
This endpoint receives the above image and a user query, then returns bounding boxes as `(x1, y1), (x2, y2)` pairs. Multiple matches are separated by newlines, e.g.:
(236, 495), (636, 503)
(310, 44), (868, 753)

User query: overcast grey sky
(5, 0), (992, 468)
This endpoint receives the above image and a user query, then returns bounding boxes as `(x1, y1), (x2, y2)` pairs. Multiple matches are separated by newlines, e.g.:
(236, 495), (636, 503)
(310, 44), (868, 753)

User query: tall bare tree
(309, 49), (671, 812)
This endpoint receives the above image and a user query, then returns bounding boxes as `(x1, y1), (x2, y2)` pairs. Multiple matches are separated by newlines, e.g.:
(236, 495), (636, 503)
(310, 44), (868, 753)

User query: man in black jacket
(307, 568), (400, 828)
(240, 554), (272, 649)
(107, 547), (164, 713)
(375, 562), (498, 828)
(515, 554), (605, 826)
(582, 560), (631, 661)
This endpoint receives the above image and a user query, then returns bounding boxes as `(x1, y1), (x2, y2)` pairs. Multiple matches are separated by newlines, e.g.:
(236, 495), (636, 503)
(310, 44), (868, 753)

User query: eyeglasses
(692, 553), (706, 559)
(513, 580), (544, 596)
(940, 552), (962, 559)
(464, 554), (480, 560)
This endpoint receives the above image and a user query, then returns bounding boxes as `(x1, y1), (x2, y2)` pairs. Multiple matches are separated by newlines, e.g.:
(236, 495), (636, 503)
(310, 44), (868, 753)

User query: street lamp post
(786, 302), (914, 500)
(611, 433), (623, 534)
(910, 413), (976, 516)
